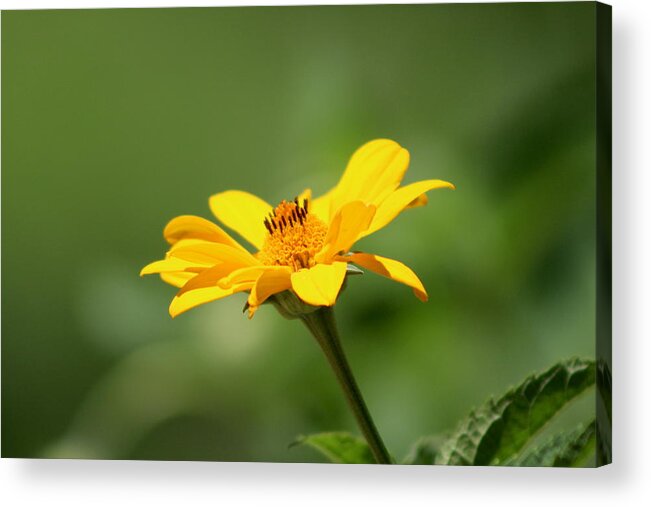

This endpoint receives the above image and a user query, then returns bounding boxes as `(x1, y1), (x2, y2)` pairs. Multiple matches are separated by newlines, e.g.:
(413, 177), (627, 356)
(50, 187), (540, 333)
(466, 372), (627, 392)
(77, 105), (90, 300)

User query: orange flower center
(257, 198), (328, 270)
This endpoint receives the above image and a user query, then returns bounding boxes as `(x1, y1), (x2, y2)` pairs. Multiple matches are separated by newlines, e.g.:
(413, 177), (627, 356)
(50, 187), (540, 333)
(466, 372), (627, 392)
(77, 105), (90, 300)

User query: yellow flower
(141, 139), (454, 318)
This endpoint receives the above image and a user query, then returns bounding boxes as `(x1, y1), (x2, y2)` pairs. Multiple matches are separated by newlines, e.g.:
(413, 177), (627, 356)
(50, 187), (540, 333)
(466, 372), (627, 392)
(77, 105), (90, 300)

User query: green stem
(301, 307), (392, 464)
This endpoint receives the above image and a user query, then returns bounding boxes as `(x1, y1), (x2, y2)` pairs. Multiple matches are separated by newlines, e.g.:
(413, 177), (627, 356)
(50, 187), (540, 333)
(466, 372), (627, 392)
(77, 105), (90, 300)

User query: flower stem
(301, 307), (392, 464)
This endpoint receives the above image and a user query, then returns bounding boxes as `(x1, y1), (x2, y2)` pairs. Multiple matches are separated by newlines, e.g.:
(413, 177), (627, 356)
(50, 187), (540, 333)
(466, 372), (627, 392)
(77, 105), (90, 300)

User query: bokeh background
(2, 3), (597, 462)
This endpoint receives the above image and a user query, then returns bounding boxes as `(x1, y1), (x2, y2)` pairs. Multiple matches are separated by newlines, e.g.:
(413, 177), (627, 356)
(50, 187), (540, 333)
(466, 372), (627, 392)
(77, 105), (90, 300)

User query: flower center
(258, 198), (328, 270)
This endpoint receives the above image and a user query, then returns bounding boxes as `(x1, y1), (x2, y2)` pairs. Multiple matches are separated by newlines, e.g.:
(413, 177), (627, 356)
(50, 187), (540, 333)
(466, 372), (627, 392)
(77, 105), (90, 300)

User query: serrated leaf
(507, 421), (595, 467)
(292, 432), (375, 464)
(435, 357), (595, 466)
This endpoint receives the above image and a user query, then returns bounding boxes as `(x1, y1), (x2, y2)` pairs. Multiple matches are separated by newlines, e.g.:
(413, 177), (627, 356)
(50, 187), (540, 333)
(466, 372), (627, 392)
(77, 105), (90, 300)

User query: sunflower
(141, 139), (454, 318)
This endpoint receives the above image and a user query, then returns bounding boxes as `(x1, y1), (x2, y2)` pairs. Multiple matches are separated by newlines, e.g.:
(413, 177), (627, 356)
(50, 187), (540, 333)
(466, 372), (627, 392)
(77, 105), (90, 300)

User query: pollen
(257, 198), (328, 271)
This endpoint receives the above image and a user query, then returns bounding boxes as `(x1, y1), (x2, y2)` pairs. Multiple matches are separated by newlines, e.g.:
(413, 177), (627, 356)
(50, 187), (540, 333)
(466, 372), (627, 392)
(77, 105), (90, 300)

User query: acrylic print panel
(1, 2), (611, 466)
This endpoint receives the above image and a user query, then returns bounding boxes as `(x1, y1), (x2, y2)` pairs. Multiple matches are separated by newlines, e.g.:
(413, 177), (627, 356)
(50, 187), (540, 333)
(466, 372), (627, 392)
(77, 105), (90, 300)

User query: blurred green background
(2, 3), (597, 462)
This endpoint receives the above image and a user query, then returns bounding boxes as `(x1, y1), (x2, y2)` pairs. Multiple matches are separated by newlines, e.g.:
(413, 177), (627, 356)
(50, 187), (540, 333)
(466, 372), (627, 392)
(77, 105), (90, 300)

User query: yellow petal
(176, 262), (243, 296)
(310, 187), (336, 223)
(223, 265), (291, 288)
(362, 179), (455, 238)
(167, 238), (216, 253)
(160, 271), (195, 288)
(290, 262), (347, 307)
(140, 257), (198, 276)
(406, 193), (428, 209)
(248, 268), (292, 307)
(317, 201), (376, 262)
(341, 252), (428, 302)
(169, 283), (252, 318)
(209, 190), (272, 250)
(163, 215), (246, 251)
(168, 241), (259, 266)
(316, 139), (410, 221)
(297, 188), (312, 203)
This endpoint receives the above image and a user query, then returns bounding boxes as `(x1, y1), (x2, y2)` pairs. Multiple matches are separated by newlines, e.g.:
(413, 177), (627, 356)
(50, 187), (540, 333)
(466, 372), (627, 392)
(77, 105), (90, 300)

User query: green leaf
(507, 421), (596, 467)
(402, 435), (444, 465)
(292, 432), (375, 464)
(434, 357), (595, 466)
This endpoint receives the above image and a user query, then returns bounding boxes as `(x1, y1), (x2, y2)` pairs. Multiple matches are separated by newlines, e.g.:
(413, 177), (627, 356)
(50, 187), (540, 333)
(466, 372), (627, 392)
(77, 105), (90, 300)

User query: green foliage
(597, 360), (612, 423)
(434, 357), (595, 466)
(402, 436), (443, 465)
(596, 360), (613, 465)
(304, 358), (597, 466)
(292, 432), (376, 464)
(506, 421), (595, 467)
